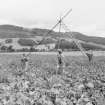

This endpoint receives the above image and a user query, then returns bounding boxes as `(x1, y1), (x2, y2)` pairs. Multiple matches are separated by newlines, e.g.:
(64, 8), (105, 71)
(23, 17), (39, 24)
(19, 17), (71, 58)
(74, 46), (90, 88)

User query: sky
(0, 0), (105, 37)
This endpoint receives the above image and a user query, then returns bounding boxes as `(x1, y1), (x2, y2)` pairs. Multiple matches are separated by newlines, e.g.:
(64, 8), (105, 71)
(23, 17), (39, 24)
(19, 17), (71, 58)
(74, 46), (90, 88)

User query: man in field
(57, 49), (65, 75)
(21, 53), (29, 72)
(86, 50), (93, 63)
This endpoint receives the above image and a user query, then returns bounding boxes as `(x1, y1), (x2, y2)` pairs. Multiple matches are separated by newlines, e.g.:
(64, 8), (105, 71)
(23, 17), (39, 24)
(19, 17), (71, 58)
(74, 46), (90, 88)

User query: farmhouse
(46, 43), (55, 49)
(35, 43), (55, 51)
(35, 45), (48, 51)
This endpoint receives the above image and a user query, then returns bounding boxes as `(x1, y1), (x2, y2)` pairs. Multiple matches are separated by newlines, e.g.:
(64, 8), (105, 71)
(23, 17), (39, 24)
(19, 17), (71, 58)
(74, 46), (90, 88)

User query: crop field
(0, 52), (105, 105)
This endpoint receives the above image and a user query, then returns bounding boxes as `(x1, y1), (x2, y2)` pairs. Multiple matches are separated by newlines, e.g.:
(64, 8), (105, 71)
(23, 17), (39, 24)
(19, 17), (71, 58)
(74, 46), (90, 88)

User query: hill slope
(0, 24), (105, 47)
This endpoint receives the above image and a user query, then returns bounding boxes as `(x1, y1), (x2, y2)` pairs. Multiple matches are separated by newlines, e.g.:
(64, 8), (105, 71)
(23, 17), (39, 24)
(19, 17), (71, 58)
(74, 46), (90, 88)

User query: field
(0, 52), (105, 105)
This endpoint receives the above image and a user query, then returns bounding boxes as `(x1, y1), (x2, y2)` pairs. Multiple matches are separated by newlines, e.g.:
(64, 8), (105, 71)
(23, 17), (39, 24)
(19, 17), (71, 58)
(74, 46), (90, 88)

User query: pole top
(58, 49), (62, 54)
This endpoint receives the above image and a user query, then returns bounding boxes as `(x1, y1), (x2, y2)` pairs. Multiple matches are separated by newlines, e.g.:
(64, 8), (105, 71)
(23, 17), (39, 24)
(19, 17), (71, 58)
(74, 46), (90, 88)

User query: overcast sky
(0, 0), (105, 37)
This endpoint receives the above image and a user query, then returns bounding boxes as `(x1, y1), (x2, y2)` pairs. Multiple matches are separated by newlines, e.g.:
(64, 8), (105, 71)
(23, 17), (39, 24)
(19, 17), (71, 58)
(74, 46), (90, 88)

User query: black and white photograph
(0, 0), (105, 105)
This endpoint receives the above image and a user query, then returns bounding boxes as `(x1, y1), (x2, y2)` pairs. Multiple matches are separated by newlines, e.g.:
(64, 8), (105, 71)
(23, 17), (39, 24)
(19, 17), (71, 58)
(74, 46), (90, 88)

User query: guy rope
(33, 9), (91, 61)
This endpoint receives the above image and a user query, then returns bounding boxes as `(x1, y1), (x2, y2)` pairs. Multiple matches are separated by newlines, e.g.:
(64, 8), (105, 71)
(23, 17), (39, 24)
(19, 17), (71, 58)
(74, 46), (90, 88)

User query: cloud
(73, 25), (97, 33)
(0, 0), (104, 37)
(0, 19), (15, 25)
(70, 24), (105, 37)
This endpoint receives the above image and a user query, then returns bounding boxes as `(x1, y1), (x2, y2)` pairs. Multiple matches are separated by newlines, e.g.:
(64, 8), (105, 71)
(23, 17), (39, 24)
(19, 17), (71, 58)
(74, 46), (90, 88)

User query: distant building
(34, 45), (48, 51)
(46, 43), (55, 50)
(34, 43), (55, 51)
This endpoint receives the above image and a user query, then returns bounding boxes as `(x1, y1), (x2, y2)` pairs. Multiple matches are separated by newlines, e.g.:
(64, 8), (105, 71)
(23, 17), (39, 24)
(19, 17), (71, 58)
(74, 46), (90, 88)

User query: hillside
(55, 39), (105, 51)
(0, 24), (105, 51)
(0, 25), (104, 43)
(0, 25), (34, 38)
(68, 32), (105, 45)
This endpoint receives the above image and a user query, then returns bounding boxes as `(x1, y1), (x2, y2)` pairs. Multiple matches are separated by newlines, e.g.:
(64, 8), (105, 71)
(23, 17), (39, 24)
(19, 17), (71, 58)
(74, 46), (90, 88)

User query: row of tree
(0, 45), (49, 52)
(0, 44), (105, 53)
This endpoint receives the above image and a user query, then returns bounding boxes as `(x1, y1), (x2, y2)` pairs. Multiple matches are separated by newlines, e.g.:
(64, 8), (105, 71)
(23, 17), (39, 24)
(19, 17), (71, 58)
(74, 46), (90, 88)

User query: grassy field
(1, 51), (105, 67)
(0, 52), (105, 105)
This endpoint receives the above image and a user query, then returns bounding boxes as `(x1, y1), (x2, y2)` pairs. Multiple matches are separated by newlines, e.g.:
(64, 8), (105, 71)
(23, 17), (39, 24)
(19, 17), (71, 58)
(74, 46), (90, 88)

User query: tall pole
(61, 22), (87, 57)
(58, 17), (62, 50)
(37, 9), (72, 46)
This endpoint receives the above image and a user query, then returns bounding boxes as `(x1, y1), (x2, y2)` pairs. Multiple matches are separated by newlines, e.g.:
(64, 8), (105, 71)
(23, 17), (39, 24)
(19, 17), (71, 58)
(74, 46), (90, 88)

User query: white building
(35, 45), (48, 51)
(34, 43), (55, 51)
(46, 43), (55, 49)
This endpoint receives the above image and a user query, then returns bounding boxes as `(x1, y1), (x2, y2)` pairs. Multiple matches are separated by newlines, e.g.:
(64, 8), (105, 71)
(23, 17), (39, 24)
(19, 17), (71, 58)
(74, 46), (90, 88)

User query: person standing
(21, 53), (29, 72)
(57, 49), (65, 75)
(86, 50), (93, 63)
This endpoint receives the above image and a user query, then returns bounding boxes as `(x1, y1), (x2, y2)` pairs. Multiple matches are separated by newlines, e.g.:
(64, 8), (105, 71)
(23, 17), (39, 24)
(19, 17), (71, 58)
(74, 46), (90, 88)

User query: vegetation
(0, 54), (105, 105)
(18, 38), (37, 47)
(0, 24), (105, 46)
(0, 45), (14, 52)
(5, 38), (13, 44)
(55, 40), (105, 51)
(0, 25), (105, 52)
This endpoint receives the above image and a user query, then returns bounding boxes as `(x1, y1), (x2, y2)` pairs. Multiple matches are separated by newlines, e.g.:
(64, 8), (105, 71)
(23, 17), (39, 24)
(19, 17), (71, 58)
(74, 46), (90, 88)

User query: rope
(61, 22), (87, 57)
(34, 9), (72, 49)
(58, 18), (62, 50)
